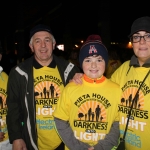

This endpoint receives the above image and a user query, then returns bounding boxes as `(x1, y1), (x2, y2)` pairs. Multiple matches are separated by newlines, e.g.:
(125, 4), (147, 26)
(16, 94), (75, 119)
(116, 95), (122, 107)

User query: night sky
(0, 1), (150, 44)
(64, 1), (150, 42)
(110, 1), (150, 42)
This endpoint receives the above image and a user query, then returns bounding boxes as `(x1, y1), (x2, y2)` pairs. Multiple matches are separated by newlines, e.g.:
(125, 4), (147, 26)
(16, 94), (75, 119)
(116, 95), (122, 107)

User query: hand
(88, 147), (94, 150)
(0, 132), (5, 141)
(13, 139), (28, 150)
(69, 73), (83, 84)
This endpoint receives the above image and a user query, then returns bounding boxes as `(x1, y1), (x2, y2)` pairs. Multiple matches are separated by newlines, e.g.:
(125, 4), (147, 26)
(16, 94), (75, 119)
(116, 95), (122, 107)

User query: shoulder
(0, 71), (8, 82)
(112, 60), (130, 74)
(63, 80), (82, 92)
(1, 71), (8, 78)
(122, 60), (130, 66)
(65, 81), (78, 88)
(106, 78), (120, 87)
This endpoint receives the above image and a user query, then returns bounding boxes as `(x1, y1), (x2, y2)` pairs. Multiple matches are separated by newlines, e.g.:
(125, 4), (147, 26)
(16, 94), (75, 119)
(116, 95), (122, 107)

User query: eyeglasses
(131, 34), (150, 43)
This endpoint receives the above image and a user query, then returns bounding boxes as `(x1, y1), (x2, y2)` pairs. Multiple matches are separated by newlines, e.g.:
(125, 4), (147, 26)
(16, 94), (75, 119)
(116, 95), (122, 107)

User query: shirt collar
(130, 55), (150, 68)
(33, 57), (56, 69)
(83, 74), (106, 84)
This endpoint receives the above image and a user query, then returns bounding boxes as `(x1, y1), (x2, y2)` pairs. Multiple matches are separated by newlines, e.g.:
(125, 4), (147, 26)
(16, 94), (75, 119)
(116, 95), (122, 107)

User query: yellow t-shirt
(54, 75), (121, 150)
(34, 66), (64, 150)
(111, 61), (150, 150)
(0, 71), (8, 142)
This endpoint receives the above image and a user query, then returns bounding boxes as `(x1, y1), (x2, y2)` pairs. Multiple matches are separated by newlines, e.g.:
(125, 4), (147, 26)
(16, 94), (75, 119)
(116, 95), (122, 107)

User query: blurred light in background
(127, 42), (132, 49)
(57, 44), (64, 51)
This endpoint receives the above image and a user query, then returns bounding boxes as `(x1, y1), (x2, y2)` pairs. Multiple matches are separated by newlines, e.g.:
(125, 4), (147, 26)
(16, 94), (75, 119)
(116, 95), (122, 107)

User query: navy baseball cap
(29, 24), (53, 39)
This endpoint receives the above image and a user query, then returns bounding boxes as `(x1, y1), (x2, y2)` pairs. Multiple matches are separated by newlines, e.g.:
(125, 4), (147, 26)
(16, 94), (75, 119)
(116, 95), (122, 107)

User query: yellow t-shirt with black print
(111, 61), (150, 150)
(54, 75), (121, 150)
(34, 66), (64, 150)
(0, 71), (8, 142)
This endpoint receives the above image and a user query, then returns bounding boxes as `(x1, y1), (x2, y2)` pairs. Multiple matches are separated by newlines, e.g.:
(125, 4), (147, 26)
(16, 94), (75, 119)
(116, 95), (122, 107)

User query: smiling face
(82, 55), (105, 79)
(29, 31), (56, 66)
(132, 31), (150, 66)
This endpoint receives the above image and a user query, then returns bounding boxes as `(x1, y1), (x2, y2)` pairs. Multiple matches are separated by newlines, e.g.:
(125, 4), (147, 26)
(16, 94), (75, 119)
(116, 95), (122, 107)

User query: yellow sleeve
(53, 86), (71, 121)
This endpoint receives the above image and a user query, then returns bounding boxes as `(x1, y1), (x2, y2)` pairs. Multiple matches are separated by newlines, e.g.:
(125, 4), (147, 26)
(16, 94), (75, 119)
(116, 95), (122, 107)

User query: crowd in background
(0, 42), (134, 76)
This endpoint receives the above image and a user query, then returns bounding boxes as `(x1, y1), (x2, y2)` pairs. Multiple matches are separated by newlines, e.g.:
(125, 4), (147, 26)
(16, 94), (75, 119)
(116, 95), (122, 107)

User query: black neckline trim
(33, 57), (56, 69)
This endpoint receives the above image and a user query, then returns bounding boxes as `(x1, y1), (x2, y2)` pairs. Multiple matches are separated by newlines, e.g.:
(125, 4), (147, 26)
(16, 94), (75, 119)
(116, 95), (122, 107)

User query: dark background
(0, 0), (150, 74)
(0, 1), (149, 46)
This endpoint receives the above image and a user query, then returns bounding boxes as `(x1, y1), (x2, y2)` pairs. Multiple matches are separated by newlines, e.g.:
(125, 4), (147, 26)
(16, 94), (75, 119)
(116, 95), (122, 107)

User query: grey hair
(29, 33), (56, 45)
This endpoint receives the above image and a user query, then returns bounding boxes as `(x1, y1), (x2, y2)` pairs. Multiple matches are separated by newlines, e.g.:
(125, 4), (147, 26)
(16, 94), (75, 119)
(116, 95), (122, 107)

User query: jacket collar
(130, 55), (150, 68)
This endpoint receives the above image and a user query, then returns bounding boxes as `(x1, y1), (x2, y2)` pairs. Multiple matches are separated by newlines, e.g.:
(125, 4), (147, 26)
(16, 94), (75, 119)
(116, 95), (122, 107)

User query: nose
(91, 61), (97, 68)
(41, 40), (46, 47)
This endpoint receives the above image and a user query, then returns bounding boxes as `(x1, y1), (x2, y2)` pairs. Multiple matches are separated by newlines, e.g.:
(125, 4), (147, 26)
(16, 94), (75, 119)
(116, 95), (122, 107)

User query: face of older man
(29, 31), (56, 66)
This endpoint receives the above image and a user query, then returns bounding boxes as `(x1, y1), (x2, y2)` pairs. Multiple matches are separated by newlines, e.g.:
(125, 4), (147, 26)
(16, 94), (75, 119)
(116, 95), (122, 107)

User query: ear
(29, 43), (34, 52)
(53, 42), (56, 50)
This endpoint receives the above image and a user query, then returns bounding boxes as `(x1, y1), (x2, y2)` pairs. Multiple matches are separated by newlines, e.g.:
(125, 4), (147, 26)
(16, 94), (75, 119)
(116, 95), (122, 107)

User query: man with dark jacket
(6, 24), (80, 150)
